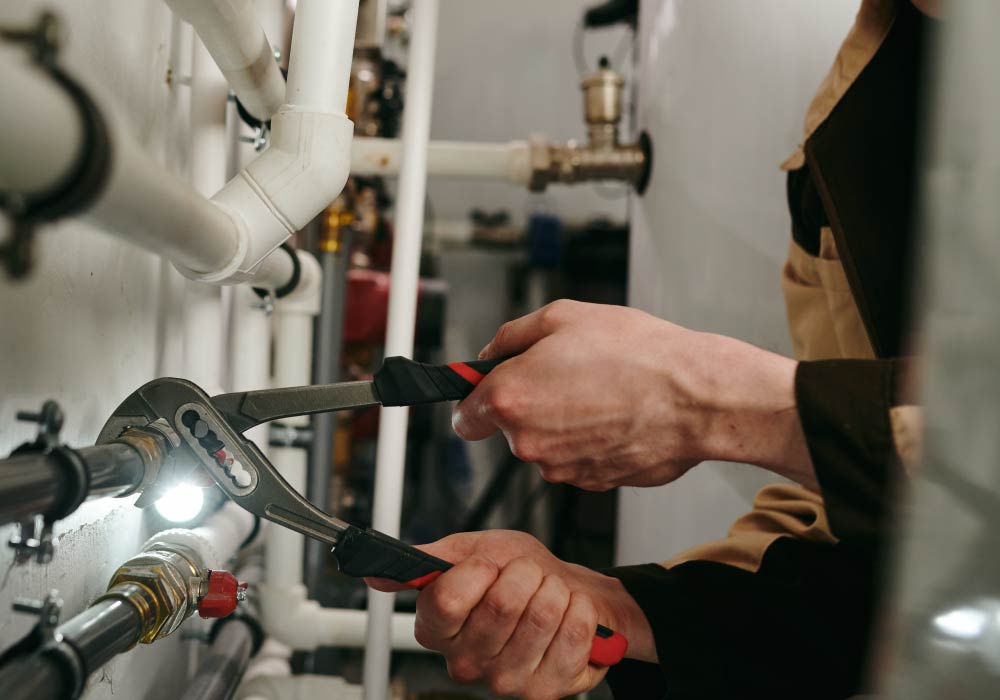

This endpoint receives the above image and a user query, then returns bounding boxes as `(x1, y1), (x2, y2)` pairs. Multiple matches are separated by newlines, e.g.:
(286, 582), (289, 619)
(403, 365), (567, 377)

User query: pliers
(97, 356), (628, 666)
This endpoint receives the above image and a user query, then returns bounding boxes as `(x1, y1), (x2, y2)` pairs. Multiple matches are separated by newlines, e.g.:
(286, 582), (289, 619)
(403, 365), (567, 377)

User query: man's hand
(367, 530), (654, 700)
(453, 300), (817, 491)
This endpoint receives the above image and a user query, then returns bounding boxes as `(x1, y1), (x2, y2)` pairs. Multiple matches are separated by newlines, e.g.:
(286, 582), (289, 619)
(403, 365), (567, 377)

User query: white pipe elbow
(197, 109), (353, 285)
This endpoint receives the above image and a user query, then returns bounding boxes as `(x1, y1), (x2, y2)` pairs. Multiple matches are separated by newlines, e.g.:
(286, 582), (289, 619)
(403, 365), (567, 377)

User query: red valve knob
(197, 570), (247, 619)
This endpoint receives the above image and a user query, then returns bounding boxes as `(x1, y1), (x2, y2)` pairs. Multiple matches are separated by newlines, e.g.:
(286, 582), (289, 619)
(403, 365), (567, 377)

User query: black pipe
(305, 234), (353, 593)
(0, 442), (146, 526)
(0, 598), (142, 700)
(179, 618), (256, 700)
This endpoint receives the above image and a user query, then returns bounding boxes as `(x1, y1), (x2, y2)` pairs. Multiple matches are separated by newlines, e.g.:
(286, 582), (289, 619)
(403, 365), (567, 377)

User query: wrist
(695, 334), (817, 488)
(569, 563), (657, 663)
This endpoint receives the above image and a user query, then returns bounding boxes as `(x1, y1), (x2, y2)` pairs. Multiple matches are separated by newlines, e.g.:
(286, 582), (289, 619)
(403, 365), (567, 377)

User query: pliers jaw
(97, 377), (349, 544)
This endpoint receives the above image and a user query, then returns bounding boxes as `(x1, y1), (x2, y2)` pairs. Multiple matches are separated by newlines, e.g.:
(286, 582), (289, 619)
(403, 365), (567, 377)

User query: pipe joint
(212, 109), (353, 284)
(102, 542), (203, 643)
(172, 200), (251, 284)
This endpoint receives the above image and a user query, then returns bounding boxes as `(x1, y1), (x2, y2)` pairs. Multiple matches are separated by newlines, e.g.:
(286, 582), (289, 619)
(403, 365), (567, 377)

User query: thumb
(364, 531), (486, 592)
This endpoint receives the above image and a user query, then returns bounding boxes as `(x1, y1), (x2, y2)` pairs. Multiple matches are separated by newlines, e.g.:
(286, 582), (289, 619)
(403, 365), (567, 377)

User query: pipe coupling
(101, 542), (203, 643)
(527, 134), (651, 194)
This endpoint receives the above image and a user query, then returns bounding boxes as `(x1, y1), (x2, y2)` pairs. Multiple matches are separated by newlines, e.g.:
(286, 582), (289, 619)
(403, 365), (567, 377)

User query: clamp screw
(12, 590), (63, 635)
(17, 399), (64, 445)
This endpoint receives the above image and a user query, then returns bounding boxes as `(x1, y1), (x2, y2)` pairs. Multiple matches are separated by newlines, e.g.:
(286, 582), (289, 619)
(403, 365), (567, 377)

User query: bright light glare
(154, 484), (205, 523)
(933, 607), (989, 641)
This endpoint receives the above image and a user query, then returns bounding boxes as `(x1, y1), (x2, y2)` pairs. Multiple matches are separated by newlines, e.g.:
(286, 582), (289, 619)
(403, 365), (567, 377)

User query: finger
(535, 592), (605, 694)
(456, 557), (544, 659)
(479, 301), (569, 360)
(415, 555), (499, 643)
(364, 532), (487, 592)
(451, 373), (503, 442)
(488, 574), (570, 695)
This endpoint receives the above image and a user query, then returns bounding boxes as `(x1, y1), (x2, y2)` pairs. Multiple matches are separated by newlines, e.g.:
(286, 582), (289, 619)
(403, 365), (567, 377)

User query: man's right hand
(366, 530), (654, 700)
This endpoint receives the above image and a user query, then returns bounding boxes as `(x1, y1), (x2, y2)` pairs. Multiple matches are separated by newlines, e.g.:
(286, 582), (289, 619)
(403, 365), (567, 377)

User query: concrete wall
(617, 1), (861, 565)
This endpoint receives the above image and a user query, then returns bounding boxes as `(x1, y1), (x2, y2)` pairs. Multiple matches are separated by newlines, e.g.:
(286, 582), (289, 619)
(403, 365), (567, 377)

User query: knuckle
(510, 435), (542, 463)
(561, 616), (592, 648)
(486, 385), (519, 422)
(447, 655), (482, 684)
(482, 589), (521, 621)
(540, 299), (580, 327)
(525, 599), (562, 633)
(488, 670), (523, 698)
(538, 464), (569, 483)
(510, 555), (544, 581)
(428, 584), (468, 623)
(493, 321), (514, 347)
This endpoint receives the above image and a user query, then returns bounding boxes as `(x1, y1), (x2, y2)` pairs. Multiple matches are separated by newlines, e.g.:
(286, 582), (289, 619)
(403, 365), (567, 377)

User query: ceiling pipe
(364, 0), (441, 696)
(164, 0), (286, 123)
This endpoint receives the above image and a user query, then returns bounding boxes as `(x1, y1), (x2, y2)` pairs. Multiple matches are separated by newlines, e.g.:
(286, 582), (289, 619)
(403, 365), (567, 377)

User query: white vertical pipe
(364, 1), (440, 697)
(184, 36), (230, 390)
(267, 308), (314, 588)
(285, 0), (360, 113)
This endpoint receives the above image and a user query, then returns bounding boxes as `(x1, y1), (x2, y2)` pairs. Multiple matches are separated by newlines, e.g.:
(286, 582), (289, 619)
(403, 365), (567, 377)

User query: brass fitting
(99, 542), (204, 644)
(527, 60), (652, 194)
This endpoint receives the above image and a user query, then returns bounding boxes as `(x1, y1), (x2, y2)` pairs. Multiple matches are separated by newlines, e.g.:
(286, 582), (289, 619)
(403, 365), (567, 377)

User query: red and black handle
(333, 525), (628, 667)
(373, 357), (502, 406)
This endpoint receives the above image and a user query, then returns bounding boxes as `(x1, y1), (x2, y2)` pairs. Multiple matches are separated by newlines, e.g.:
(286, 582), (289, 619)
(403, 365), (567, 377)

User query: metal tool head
(98, 377), (350, 545)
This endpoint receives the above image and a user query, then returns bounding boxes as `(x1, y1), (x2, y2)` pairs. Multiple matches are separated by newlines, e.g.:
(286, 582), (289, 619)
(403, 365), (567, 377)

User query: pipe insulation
(351, 137), (532, 184)
(164, 0), (286, 122)
(364, 0), (441, 696)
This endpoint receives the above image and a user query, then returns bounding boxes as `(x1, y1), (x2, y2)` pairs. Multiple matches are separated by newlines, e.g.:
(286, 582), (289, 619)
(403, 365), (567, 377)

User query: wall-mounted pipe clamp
(0, 12), (113, 279)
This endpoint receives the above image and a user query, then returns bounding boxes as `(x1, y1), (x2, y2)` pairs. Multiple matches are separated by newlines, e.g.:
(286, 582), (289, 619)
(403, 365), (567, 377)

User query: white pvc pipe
(206, 0), (358, 285)
(237, 675), (363, 700)
(264, 250), (318, 588)
(184, 36), (230, 390)
(164, 0), (286, 121)
(351, 137), (532, 184)
(285, 0), (359, 113)
(0, 48), (82, 194)
(257, 582), (427, 652)
(364, 1), (440, 697)
(144, 500), (256, 569)
(0, 46), (305, 286)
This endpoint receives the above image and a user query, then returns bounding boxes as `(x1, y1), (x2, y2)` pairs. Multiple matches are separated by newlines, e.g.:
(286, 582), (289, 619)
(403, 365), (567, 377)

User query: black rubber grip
(334, 526), (453, 586)
(373, 357), (502, 407)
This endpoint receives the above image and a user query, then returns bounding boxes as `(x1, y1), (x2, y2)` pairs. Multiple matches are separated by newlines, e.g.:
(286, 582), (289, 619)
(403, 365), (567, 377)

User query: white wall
(617, 1), (861, 565)
(0, 2), (266, 697)
(427, 0), (631, 228)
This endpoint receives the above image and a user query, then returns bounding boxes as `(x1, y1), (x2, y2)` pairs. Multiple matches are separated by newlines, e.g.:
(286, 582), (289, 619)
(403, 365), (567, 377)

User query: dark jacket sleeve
(602, 538), (876, 700)
(795, 358), (911, 548)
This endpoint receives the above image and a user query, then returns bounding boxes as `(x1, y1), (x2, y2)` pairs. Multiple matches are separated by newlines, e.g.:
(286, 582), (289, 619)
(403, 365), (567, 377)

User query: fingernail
(477, 343), (491, 360)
